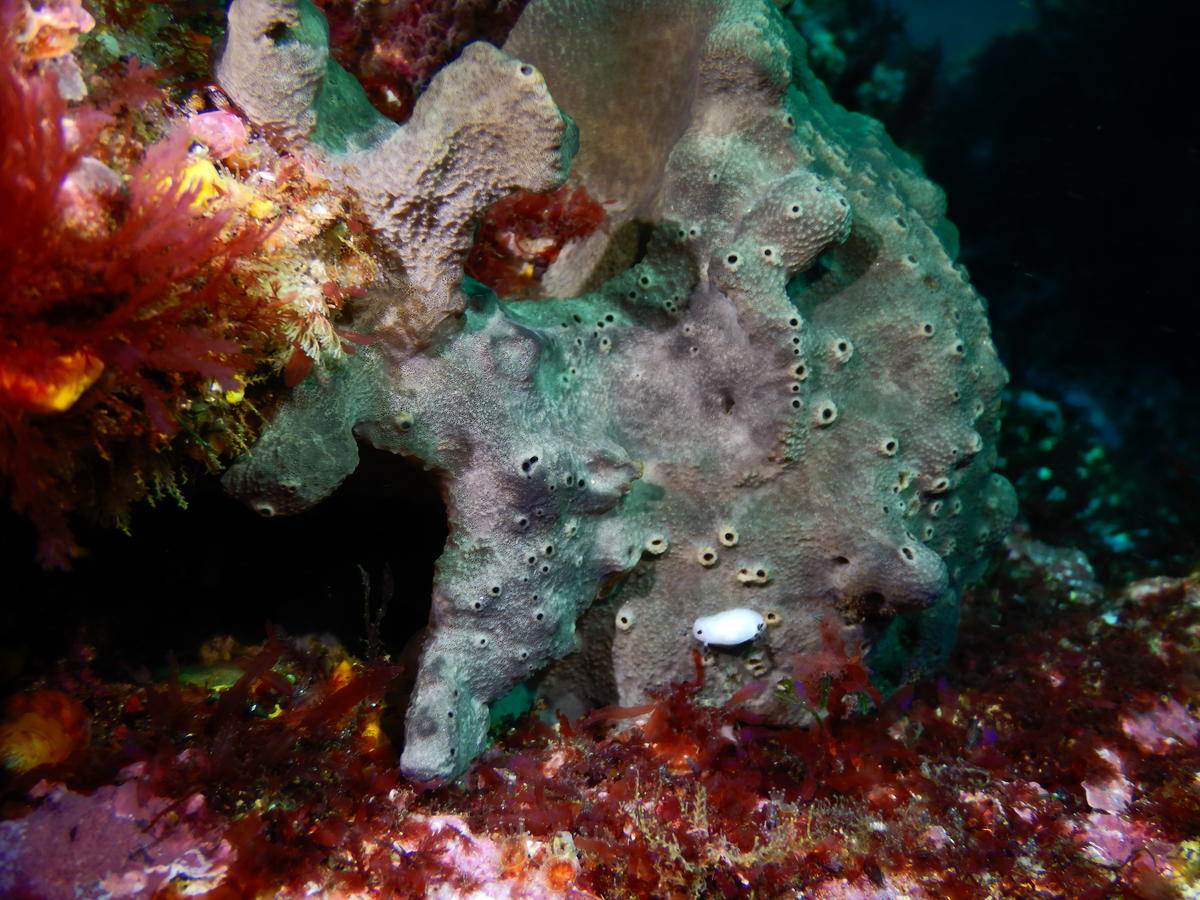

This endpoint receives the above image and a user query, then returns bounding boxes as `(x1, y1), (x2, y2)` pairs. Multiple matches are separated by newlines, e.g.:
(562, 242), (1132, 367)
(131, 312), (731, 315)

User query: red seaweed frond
(313, 0), (532, 121)
(790, 616), (883, 718)
(0, 1), (385, 565)
(466, 180), (609, 299)
(0, 32), (76, 255)
(69, 634), (411, 894)
(0, 101), (279, 563)
(9, 575), (1200, 897)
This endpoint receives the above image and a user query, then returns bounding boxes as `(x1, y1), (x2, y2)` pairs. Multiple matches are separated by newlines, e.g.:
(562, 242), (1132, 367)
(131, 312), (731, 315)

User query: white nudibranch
(692, 608), (766, 646)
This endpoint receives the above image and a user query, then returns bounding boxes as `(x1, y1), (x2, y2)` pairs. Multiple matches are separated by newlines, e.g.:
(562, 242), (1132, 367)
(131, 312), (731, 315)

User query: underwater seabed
(4, 528), (1200, 898)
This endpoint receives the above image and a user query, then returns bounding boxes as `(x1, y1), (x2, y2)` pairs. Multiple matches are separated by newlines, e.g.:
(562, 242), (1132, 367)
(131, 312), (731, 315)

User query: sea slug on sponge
(692, 609), (767, 646)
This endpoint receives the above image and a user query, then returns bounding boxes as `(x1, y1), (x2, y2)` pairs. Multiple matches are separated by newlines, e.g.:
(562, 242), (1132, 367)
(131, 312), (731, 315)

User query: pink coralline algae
(14, 0), (94, 61)
(1121, 697), (1200, 754)
(186, 110), (250, 160)
(1081, 746), (1134, 815)
(385, 815), (596, 900)
(0, 772), (234, 899)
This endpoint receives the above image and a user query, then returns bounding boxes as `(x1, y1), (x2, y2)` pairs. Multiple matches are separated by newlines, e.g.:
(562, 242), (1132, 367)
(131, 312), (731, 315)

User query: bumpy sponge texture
(221, 0), (1017, 781)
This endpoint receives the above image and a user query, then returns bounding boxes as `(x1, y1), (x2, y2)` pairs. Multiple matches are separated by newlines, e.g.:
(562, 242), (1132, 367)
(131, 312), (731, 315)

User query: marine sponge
(221, 0), (1017, 781)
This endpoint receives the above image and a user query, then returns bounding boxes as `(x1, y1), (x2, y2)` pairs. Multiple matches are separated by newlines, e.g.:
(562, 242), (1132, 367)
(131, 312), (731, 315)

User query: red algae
(313, 0), (530, 121)
(2, 571), (1200, 897)
(0, 0), (381, 566)
(466, 182), (609, 299)
(428, 572), (1200, 899)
